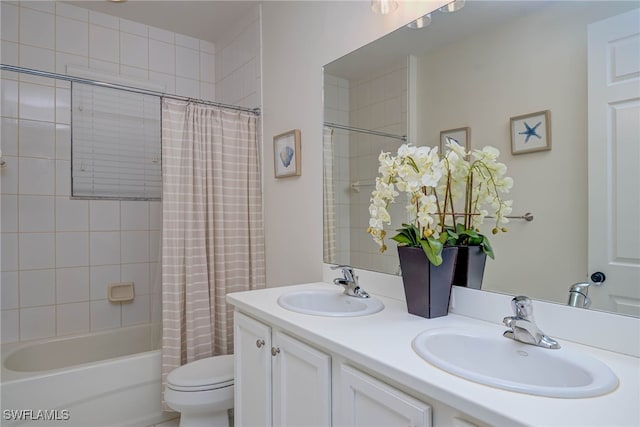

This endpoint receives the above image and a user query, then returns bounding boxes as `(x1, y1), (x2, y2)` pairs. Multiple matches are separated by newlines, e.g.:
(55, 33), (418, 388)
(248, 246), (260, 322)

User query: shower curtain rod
(324, 122), (407, 142)
(0, 64), (261, 116)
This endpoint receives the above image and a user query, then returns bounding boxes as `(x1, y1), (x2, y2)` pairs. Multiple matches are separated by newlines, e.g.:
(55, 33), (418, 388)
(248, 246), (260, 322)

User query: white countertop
(227, 282), (640, 427)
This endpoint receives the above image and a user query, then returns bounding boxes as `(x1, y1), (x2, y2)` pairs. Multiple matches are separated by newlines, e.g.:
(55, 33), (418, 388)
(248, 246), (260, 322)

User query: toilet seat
(167, 354), (234, 392)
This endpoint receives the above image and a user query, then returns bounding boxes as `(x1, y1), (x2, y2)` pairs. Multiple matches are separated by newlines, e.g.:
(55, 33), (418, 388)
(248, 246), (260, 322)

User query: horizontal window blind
(71, 82), (161, 200)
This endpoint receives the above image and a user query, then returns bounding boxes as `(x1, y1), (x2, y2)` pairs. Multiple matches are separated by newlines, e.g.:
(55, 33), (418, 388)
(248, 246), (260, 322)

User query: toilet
(164, 354), (235, 427)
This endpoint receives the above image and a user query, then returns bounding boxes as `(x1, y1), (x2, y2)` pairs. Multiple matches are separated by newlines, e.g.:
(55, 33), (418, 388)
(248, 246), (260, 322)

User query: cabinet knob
(271, 347), (280, 356)
(256, 339), (265, 348)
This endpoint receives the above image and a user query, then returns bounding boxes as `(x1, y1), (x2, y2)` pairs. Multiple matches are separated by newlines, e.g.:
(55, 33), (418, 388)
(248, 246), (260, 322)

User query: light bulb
(371, 0), (399, 15)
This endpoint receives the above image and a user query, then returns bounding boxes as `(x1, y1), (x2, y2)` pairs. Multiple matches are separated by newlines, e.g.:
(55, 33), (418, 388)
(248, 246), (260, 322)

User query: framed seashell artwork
(274, 129), (301, 178)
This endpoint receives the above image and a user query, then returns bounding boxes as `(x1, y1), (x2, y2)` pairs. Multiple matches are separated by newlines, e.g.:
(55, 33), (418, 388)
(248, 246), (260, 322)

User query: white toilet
(164, 354), (235, 427)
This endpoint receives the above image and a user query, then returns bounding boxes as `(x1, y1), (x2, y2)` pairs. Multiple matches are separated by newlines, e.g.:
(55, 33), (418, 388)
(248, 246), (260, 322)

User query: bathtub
(1, 324), (175, 427)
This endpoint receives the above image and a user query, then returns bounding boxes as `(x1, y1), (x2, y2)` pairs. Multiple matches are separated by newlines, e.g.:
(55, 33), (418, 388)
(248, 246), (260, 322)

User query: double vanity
(227, 281), (639, 426)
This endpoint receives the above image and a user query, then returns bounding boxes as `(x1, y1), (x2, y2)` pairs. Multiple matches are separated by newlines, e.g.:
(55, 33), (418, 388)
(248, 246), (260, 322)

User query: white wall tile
(19, 232), (54, 270)
(57, 301), (90, 335)
(176, 46), (199, 80)
(55, 88), (71, 125)
(121, 201), (149, 230)
(20, 7), (54, 49)
(20, 305), (55, 340)
(19, 44), (55, 75)
(56, 231), (89, 268)
(1, 40), (19, 66)
(90, 264), (120, 300)
(55, 51), (89, 75)
(119, 65), (148, 80)
(56, 16), (88, 56)
(119, 18), (148, 37)
(120, 33), (148, 69)
(148, 71), (174, 94)
(55, 124), (71, 160)
(175, 77), (199, 98)
(19, 195), (54, 232)
(1, 118), (18, 156)
(56, 267), (89, 303)
(199, 52), (215, 83)
(122, 295), (149, 326)
(19, 269), (55, 307)
(1, 3), (19, 42)
(19, 82), (55, 122)
(149, 39), (175, 75)
(90, 231), (120, 265)
(175, 33), (199, 50)
(89, 24), (119, 63)
(1, 233), (18, 271)
(121, 230), (148, 263)
(21, 2), (55, 14)
(89, 58), (118, 74)
(149, 26), (174, 44)
(90, 299), (121, 331)
(1, 271), (18, 309)
(56, 3), (88, 22)
(89, 200), (120, 230)
(149, 202), (161, 230)
(19, 157), (55, 195)
(1, 79), (19, 118)
(18, 119), (55, 159)
(200, 82), (215, 102)
(1, 309), (19, 343)
(55, 159), (71, 196)
(199, 40), (215, 55)
(121, 262), (149, 295)
(149, 231), (161, 263)
(89, 11), (119, 30)
(1, 195), (17, 232)
(56, 197), (88, 231)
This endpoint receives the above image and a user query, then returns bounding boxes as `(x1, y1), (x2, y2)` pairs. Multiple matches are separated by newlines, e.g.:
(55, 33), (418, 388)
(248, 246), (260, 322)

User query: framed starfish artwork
(510, 110), (551, 155)
(274, 129), (301, 178)
(439, 127), (470, 154)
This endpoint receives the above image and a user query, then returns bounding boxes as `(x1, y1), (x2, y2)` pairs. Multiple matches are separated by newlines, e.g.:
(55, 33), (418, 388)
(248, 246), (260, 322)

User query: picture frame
(440, 127), (470, 153)
(273, 129), (301, 178)
(510, 110), (551, 155)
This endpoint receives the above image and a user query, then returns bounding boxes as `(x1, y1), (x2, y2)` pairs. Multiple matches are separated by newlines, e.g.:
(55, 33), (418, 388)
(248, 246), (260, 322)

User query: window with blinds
(71, 82), (161, 200)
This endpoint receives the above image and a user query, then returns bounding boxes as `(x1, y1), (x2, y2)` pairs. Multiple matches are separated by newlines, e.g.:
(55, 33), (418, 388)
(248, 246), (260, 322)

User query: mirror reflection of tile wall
(325, 60), (408, 274)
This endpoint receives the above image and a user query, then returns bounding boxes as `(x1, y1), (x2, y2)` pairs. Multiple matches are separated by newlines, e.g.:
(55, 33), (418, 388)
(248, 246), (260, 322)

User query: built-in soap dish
(108, 282), (135, 303)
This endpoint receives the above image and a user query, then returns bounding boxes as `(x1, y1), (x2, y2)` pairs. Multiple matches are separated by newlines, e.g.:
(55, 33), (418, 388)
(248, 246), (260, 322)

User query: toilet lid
(167, 354), (234, 391)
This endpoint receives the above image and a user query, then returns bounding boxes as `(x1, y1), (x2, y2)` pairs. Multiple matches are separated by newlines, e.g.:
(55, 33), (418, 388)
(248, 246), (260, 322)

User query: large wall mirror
(323, 1), (639, 317)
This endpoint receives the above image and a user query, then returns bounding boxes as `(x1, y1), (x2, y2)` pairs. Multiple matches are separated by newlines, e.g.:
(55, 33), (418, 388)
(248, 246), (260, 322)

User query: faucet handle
(511, 296), (534, 320)
(331, 264), (356, 282)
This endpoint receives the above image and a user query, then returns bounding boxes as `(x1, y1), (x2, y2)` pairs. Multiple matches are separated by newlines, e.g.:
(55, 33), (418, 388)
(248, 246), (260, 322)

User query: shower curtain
(160, 99), (265, 391)
(323, 126), (336, 264)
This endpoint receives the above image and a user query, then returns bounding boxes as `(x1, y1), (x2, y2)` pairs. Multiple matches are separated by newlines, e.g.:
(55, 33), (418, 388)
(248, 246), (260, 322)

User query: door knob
(590, 271), (606, 285)
(271, 347), (280, 356)
(256, 339), (265, 348)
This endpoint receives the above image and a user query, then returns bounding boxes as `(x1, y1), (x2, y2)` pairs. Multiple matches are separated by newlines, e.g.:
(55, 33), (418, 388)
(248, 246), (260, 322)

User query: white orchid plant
(367, 139), (514, 266)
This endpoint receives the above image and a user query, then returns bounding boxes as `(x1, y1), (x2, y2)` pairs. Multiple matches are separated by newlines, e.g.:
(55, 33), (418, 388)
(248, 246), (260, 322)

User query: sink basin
(412, 328), (618, 398)
(277, 289), (384, 317)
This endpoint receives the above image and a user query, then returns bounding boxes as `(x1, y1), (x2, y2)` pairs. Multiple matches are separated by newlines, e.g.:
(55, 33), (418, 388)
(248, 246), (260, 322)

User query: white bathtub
(1, 324), (175, 427)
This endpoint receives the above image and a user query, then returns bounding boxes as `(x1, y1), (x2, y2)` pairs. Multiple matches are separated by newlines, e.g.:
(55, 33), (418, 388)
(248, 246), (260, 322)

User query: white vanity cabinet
(336, 364), (432, 427)
(234, 311), (332, 427)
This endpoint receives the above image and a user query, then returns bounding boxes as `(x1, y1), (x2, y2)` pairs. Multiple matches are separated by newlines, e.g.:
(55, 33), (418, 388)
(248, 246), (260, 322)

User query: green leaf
(391, 234), (412, 245)
(481, 237), (495, 259)
(420, 237), (443, 266)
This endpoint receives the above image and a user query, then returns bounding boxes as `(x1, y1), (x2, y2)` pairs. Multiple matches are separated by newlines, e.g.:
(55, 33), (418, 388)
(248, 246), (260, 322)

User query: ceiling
(68, 0), (260, 43)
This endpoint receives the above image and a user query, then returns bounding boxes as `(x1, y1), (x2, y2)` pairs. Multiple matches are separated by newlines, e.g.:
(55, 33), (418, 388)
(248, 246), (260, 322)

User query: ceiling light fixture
(407, 14), (432, 29)
(371, 0), (399, 15)
(439, 0), (465, 13)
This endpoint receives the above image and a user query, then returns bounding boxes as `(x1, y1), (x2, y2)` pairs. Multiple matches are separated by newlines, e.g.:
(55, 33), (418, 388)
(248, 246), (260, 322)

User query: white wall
(0, 1), (259, 343)
(261, 0), (448, 287)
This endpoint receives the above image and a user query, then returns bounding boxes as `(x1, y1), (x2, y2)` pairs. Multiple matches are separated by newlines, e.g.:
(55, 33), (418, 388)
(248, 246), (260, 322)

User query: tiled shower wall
(348, 61), (407, 274)
(0, 1), (262, 343)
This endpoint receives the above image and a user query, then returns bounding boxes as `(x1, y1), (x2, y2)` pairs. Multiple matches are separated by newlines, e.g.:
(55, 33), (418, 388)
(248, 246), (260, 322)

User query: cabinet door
(272, 330), (332, 426)
(234, 312), (272, 427)
(337, 365), (431, 427)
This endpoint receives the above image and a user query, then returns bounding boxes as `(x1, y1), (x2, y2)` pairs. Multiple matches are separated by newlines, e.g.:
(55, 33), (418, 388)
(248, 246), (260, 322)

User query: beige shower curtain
(323, 126), (336, 264)
(161, 99), (265, 390)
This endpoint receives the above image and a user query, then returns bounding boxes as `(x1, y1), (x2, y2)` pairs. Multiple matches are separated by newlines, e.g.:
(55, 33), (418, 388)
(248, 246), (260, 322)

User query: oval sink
(412, 328), (618, 398)
(277, 289), (384, 317)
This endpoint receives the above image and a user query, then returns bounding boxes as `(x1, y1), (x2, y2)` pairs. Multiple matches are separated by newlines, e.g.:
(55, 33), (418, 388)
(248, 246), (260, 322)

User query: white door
(337, 364), (431, 427)
(234, 312), (272, 427)
(271, 330), (331, 427)
(588, 8), (640, 315)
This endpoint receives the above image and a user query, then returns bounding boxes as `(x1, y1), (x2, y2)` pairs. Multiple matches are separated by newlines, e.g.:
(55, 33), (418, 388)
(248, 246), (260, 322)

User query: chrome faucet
(503, 296), (560, 349)
(330, 265), (370, 298)
(568, 282), (591, 308)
